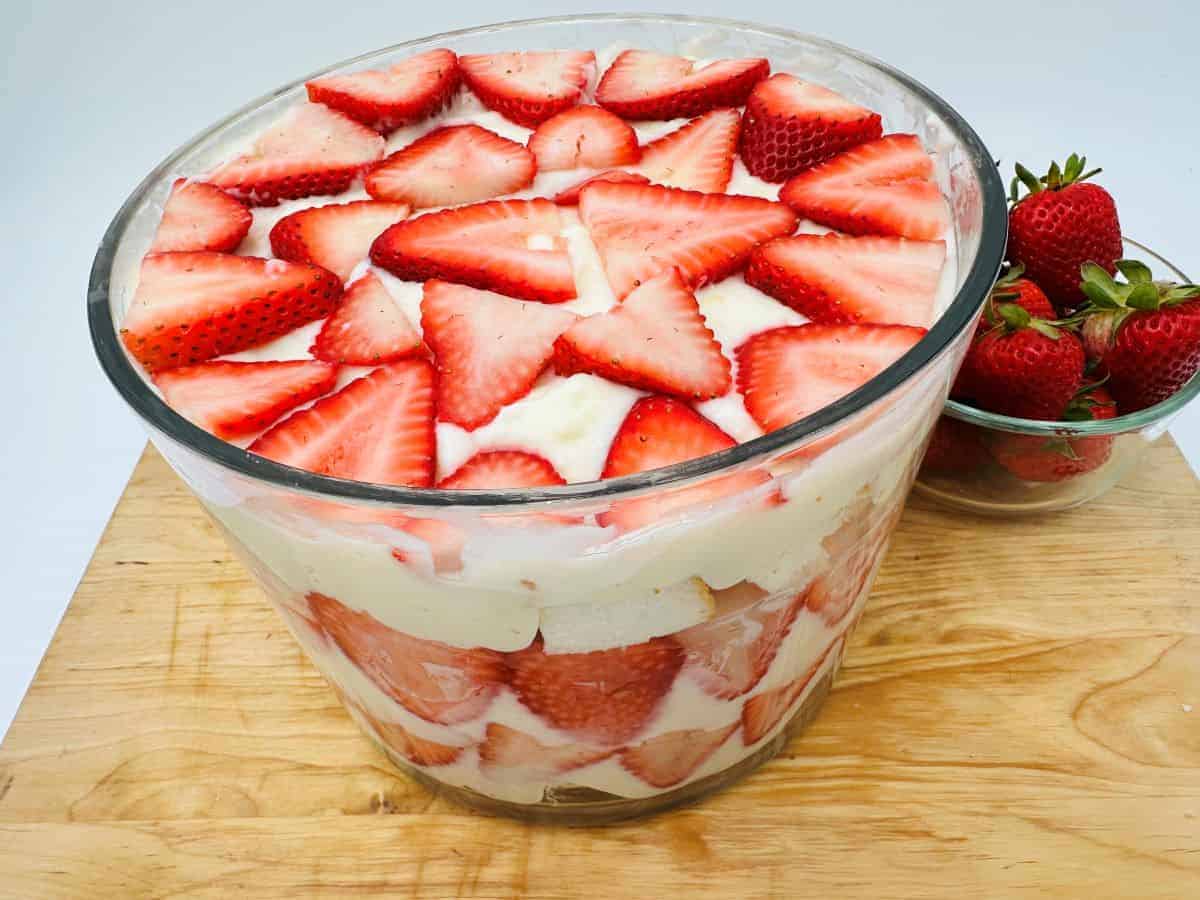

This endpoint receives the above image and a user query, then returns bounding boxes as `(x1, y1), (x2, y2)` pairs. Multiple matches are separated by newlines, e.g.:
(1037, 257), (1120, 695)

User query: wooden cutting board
(1, 441), (1198, 899)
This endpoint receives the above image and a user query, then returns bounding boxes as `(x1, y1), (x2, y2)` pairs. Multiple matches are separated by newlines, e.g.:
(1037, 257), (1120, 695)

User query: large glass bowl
(916, 238), (1197, 516)
(88, 13), (1006, 823)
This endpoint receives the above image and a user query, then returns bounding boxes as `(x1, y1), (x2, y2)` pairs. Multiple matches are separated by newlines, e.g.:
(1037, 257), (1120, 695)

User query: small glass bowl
(914, 238), (1197, 516)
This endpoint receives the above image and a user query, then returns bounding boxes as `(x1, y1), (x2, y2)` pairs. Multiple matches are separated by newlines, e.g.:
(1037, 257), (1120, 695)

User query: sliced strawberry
(741, 637), (840, 745)
(735, 324), (926, 435)
(154, 360), (336, 439)
(421, 280), (578, 430)
(804, 496), (892, 627)
(578, 181), (797, 299)
(121, 252), (342, 371)
(553, 267), (731, 399)
(745, 234), (946, 327)
(478, 723), (613, 780)
(779, 134), (949, 241)
(305, 48), (460, 133)
(595, 50), (768, 120)
(619, 721), (738, 788)
(208, 103), (384, 206)
(149, 180), (252, 254)
(528, 105), (639, 172)
(311, 271), (422, 365)
(249, 359), (435, 487)
(637, 108), (740, 193)
(391, 518), (466, 574)
(459, 51), (595, 127)
(676, 584), (803, 699)
(507, 635), (684, 746)
(438, 450), (565, 489)
(365, 124), (535, 209)
(269, 199), (410, 282)
(306, 592), (506, 724)
(552, 170), (650, 206)
(352, 702), (464, 767)
(371, 199), (576, 304)
(739, 74), (882, 183)
(599, 396), (769, 532)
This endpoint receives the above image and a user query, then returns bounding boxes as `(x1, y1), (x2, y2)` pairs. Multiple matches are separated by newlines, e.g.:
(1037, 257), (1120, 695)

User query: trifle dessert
(94, 17), (1003, 822)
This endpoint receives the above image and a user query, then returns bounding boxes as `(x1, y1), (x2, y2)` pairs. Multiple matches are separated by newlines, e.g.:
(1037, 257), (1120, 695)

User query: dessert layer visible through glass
(90, 15), (1005, 822)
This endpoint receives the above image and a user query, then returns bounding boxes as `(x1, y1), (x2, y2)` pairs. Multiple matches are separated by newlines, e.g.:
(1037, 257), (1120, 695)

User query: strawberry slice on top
(779, 133), (949, 241)
(600, 396), (770, 533)
(311, 271), (422, 365)
(420, 280), (578, 430)
(508, 634), (684, 746)
(527, 105), (640, 172)
(438, 450), (566, 489)
(149, 180), (251, 254)
(552, 170), (650, 206)
(121, 252), (342, 371)
(735, 323), (926, 435)
(269, 199), (411, 283)
(365, 124), (535, 209)
(746, 234), (947, 327)
(578, 181), (797, 299)
(459, 50), (595, 127)
(249, 358), (436, 487)
(153, 359), (337, 439)
(595, 49), (769, 120)
(739, 74), (883, 183)
(305, 48), (461, 134)
(637, 108), (741, 193)
(553, 267), (732, 400)
(370, 199), (576, 304)
(208, 103), (385, 206)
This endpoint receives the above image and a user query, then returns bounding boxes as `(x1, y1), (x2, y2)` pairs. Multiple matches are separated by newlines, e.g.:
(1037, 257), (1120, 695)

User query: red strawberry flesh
(596, 50), (768, 121)
(420, 280), (578, 430)
(553, 267), (731, 400)
(269, 199), (411, 283)
(150, 180), (252, 254)
(154, 359), (336, 439)
(311, 271), (422, 365)
(208, 104), (384, 206)
(637, 108), (741, 193)
(528, 105), (639, 172)
(371, 199), (576, 304)
(365, 124), (535, 209)
(249, 359), (436, 487)
(508, 635), (684, 746)
(578, 181), (797, 299)
(306, 48), (461, 134)
(739, 74), (882, 183)
(460, 51), (595, 127)
(121, 252), (343, 371)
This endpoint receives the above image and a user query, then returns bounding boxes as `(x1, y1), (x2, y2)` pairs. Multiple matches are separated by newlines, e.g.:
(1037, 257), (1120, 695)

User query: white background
(2, 0), (1197, 737)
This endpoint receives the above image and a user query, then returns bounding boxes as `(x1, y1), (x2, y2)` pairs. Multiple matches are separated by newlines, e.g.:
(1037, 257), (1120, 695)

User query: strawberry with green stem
(955, 300), (1086, 421)
(990, 383), (1118, 482)
(1007, 153), (1122, 312)
(1078, 260), (1200, 412)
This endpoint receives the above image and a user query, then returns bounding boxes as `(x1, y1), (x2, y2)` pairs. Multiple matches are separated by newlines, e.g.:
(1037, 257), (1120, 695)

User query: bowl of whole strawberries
(916, 155), (1200, 514)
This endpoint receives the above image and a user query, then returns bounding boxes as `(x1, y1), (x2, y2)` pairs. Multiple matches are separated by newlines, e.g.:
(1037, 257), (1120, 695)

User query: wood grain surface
(1, 441), (1197, 899)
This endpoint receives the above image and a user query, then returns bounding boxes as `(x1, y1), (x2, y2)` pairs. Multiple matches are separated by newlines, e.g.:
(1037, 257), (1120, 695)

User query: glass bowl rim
(88, 11), (1007, 509)
(944, 237), (1198, 437)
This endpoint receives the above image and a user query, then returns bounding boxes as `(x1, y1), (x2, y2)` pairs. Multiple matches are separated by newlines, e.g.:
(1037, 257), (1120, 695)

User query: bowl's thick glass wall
(90, 15), (1006, 821)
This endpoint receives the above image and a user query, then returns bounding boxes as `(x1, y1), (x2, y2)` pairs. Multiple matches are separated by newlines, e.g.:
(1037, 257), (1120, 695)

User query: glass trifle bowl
(88, 14), (1006, 823)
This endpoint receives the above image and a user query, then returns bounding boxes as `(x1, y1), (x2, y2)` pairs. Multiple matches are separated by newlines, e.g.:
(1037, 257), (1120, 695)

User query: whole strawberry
(974, 263), (1056, 335)
(1079, 260), (1200, 412)
(991, 384), (1118, 482)
(1007, 154), (1122, 312)
(920, 415), (989, 476)
(958, 303), (1085, 420)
